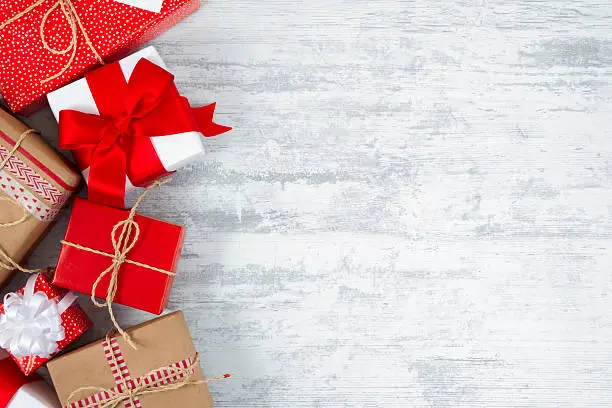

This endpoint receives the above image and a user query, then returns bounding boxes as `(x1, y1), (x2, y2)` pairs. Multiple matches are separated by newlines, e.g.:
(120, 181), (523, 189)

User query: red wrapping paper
(0, 351), (60, 407)
(0, 356), (39, 407)
(0, 273), (92, 376)
(0, 0), (200, 113)
(53, 197), (185, 314)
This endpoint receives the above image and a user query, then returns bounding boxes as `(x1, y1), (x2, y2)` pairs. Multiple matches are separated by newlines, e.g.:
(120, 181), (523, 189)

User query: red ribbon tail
(59, 109), (128, 208)
(191, 103), (232, 137)
(88, 143), (129, 209)
(88, 178), (126, 209)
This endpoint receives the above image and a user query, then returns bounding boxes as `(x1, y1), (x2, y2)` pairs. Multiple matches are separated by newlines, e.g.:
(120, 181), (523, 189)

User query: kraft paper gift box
(47, 311), (214, 408)
(0, 272), (92, 376)
(53, 197), (185, 315)
(0, 0), (201, 114)
(0, 350), (60, 408)
(0, 107), (80, 288)
(47, 46), (231, 208)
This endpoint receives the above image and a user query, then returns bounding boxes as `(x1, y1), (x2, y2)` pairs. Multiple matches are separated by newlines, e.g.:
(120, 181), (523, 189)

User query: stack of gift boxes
(0, 1), (231, 408)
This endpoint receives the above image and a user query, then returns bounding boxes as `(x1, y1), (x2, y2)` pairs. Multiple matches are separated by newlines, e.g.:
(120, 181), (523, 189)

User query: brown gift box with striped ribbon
(47, 311), (214, 408)
(0, 107), (80, 287)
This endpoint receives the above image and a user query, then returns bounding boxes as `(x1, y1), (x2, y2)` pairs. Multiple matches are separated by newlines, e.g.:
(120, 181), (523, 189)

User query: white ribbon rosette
(0, 274), (77, 359)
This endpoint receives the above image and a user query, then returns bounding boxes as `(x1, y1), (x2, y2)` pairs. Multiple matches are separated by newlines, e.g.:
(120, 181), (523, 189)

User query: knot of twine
(0, 129), (43, 274)
(66, 335), (232, 408)
(0, 0), (104, 84)
(60, 179), (175, 349)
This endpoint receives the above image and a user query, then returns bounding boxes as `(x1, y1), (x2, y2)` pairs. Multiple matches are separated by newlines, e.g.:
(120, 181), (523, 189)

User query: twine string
(66, 335), (232, 408)
(0, 197), (29, 228)
(60, 179), (174, 349)
(0, 129), (42, 274)
(0, 129), (37, 182)
(0, 247), (42, 274)
(0, 0), (104, 84)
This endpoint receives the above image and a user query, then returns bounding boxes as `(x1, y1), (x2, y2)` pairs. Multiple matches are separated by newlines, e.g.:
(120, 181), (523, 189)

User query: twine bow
(0, 129), (43, 274)
(0, 0), (104, 84)
(65, 334), (231, 408)
(60, 179), (175, 349)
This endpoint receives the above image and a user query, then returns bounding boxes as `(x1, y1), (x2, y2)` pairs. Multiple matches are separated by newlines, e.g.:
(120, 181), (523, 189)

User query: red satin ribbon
(59, 58), (232, 208)
(0, 357), (40, 408)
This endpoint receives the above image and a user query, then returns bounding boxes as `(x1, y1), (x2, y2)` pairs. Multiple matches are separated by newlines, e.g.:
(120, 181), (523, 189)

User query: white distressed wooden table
(7, 0), (612, 406)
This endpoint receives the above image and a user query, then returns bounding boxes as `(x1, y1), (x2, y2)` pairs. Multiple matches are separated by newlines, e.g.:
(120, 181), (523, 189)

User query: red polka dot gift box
(0, 0), (200, 114)
(0, 272), (92, 376)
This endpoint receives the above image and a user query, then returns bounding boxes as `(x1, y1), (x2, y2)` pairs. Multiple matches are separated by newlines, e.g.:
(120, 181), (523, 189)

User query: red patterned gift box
(0, 0), (200, 114)
(0, 272), (92, 376)
(53, 197), (185, 315)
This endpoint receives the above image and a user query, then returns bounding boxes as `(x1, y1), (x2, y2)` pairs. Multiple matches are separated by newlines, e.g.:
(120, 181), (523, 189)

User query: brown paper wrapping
(47, 311), (214, 408)
(0, 107), (80, 287)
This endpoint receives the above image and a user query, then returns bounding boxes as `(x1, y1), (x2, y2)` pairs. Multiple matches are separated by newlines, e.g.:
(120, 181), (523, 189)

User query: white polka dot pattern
(0, 0), (200, 113)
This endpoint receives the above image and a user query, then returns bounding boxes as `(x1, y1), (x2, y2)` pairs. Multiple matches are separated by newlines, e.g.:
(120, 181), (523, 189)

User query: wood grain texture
(4, 0), (612, 406)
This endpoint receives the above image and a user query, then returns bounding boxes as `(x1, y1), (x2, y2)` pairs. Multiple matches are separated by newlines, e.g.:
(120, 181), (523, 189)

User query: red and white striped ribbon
(103, 337), (141, 408)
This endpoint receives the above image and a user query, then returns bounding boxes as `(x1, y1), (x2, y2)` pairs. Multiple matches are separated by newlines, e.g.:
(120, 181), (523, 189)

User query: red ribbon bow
(59, 58), (231, 208)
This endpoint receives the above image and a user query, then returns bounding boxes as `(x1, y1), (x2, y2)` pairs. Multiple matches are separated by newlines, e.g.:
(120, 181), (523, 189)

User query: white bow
(0, 274), (77, 358)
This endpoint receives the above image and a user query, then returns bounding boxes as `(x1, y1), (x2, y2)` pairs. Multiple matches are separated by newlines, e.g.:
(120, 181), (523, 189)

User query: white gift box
(7, 382), (60, 408)
(47, 46), (206, 195)
(0, 350), (60, 408)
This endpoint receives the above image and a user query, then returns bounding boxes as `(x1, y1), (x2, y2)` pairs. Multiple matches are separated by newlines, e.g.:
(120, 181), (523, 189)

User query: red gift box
(0, 0), (200, 114)
(53, 197), (185, 315)
(0, 351), (60, 407)
(0, 354), (39, 407)
(0, 272), (92, 376)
